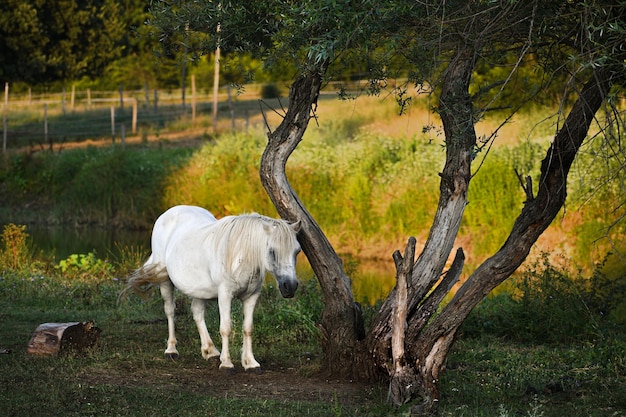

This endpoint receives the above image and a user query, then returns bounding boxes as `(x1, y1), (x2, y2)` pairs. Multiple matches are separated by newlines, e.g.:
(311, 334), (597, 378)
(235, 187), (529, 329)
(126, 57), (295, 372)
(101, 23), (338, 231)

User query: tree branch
(515, 168), (534, 203)
(388, 237), (417, 407)
(407, 247), (464, 344)
(415, 65), (619, 373)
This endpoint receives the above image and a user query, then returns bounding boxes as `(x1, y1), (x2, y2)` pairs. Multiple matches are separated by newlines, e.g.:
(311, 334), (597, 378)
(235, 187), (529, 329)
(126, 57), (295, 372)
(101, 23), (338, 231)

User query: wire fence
(1, 80), (272, 152)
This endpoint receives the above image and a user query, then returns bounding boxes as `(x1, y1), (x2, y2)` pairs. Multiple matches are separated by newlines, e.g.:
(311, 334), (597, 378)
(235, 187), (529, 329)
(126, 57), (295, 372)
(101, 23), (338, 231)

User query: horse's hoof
(219, 366), (236, 375)
(202, 350), (220, 361)
(245, 367), (263, 375)
(164, 352), (179, 360)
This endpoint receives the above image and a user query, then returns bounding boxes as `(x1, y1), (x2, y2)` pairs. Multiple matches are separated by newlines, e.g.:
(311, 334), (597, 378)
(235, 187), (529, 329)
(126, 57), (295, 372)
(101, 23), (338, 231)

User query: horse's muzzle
(278, 278), (298, 298)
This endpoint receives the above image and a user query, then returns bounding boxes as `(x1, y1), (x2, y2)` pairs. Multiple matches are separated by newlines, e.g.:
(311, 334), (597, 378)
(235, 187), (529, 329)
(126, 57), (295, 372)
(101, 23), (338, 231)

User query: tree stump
(27, 321), (101, 356)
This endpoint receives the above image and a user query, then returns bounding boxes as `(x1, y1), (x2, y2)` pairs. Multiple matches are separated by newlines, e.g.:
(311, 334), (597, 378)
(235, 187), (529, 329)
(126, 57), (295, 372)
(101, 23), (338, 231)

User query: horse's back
(150, 205), (217, 262)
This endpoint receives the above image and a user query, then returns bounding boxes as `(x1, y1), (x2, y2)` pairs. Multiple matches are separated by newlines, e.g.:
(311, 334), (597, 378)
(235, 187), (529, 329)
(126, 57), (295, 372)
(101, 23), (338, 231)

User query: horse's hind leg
(190, 298), (220, 360)
(160, 280), (179, 360)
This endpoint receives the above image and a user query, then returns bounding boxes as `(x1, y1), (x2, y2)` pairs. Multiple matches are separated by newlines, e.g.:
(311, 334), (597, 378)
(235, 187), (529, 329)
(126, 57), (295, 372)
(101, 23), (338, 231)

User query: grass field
(1, 225), (625, 416)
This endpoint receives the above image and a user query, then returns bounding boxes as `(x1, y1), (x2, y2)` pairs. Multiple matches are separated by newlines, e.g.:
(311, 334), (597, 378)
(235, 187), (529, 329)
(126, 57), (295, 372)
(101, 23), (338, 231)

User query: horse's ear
(262, 221), (275, 234)
(290, 219), (302, 233)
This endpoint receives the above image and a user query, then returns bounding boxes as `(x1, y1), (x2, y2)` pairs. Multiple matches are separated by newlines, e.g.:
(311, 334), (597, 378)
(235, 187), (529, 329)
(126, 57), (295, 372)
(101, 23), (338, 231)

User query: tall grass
(162, 126), (445, 257)
(1, 94), (623, 279)
(1, 146), (193, 227)
(163, 132), (276, 217)
(463, 142), (545, 257)
(160, 121), (547, 266)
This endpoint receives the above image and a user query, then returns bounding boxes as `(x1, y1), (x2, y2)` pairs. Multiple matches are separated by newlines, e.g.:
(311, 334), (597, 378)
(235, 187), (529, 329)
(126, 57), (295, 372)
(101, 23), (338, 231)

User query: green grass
(1, 145), (194, 227)
(0, 265), (382, 416)
(1, 226), (625, 416)
(440, 336), (626, 417)
(2, 263), (625, 416)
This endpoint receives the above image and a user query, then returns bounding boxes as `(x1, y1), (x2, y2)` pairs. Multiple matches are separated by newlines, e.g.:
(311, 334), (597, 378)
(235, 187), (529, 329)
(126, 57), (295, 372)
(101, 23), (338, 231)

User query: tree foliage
(0, 0), (126, 84)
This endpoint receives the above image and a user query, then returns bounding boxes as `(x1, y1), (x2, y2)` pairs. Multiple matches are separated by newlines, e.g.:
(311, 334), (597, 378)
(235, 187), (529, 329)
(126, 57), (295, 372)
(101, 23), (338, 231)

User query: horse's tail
(118, 260), (169, 302)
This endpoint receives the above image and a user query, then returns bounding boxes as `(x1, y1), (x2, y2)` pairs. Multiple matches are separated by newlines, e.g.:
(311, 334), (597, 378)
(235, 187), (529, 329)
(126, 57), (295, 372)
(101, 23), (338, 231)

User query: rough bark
(410, 65), (618, 358)
(366, 46), (476, 382)
(406, 66), (616, 414)
(260, 64), (365, 379)
(365, 50), (617, 413)
(387, 237), (418, 407)
(258, 36), (617, 416)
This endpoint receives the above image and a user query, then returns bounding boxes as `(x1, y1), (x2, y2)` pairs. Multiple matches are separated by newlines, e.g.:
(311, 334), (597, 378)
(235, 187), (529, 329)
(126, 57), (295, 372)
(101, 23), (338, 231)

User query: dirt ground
(77, 361), (381, 408)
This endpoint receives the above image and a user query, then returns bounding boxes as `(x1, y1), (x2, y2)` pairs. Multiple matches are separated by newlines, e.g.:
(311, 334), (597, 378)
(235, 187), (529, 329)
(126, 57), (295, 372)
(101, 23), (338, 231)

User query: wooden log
(27, 321), (100, 356)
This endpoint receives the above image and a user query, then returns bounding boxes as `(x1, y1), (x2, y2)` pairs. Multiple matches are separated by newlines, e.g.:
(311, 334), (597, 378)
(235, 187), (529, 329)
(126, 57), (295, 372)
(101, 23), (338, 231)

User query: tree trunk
(366, 45), (476, 383)
(365, 55), (617, 414)
(409, 64), (618, 362)
(260, 63), (365, 379)
(258, 46), (617, 416)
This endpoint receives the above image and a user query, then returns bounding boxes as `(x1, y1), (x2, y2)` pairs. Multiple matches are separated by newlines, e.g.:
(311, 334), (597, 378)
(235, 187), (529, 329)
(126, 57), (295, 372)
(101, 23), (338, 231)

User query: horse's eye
(269, 248), (276, 260)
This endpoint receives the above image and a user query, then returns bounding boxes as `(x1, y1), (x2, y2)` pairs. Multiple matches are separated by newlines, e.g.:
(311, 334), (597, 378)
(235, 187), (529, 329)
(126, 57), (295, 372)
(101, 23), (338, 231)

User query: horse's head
(265, 219), (302, 298)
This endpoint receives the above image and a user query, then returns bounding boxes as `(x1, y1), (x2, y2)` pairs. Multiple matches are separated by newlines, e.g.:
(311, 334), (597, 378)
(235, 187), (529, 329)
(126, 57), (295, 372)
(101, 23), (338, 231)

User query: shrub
(0, 224), (33, 271)
(56, 252), (114, 281)
(260, 83), (282, 99)
(251, 278), (324, 363)
(463, 255), (605, 344)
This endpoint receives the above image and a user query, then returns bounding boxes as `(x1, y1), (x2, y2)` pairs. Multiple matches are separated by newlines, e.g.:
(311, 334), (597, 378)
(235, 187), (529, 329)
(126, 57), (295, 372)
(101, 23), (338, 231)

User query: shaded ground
(78, 360), (382, 408)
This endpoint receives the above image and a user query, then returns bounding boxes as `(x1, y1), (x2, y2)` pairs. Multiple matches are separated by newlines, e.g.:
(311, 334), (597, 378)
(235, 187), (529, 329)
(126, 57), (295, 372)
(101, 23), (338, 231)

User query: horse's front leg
(241, 292), (261, 371)
(190, 298), (220, 360)
(217, 294), (234, 370)
(160, 280), (179, 359)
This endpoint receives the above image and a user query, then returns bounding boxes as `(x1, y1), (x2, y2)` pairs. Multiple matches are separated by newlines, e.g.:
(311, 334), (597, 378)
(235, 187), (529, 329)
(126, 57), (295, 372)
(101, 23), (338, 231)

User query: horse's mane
(211, 214), (295, 274)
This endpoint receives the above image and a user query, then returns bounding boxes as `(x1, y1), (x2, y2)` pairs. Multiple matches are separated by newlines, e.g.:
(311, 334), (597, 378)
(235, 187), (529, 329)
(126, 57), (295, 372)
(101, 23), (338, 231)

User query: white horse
(123, 205), (301, 371)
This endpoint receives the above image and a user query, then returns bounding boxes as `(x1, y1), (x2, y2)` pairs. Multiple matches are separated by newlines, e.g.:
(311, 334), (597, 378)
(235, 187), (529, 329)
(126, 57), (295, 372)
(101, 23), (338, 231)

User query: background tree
(0, 0), (126, 85)
(148, 0), (625, 413)
(99, 0), (164, 90)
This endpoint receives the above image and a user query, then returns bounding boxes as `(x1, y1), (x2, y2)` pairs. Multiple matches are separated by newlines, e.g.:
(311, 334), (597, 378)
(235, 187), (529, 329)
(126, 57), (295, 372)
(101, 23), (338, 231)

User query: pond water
(26, 225), (150, 261)
(24, 225), (395, 304)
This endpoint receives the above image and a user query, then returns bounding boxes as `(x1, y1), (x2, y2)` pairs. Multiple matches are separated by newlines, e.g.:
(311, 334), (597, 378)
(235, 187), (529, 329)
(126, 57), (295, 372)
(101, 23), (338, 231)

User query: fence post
(144, 82), (150, 106)
(87, 88), (92, 108)
(191, 74), (196, 121)
(71, 84), (75, 111)
(62, 86), (66, 116)
(2, 113), (6, 153)
(44, 103), (48, 147)
(154, 90), (158, 114)
(119, 83), (124, 110)
(228, 84), (235, 130)
(120, 124), (125, 149)
(3, 82), (8, 153)
(110, 106), (115, 143)
(132, 98), (137, 134)
(212, 44), (220, 134)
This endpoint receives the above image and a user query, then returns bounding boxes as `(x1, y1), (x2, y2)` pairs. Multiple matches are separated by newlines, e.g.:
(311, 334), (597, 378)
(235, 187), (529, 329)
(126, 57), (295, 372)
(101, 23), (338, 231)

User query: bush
(462, 255), (610, 344)
(260, 83), (282, 99)
(1, 146), (192, 227)
(0, 224), (38, 272)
